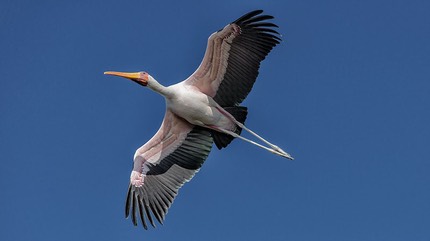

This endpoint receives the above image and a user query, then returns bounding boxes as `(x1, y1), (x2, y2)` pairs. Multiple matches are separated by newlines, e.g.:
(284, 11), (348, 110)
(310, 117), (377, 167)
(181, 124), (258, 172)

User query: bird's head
(104, 71), (150, 86)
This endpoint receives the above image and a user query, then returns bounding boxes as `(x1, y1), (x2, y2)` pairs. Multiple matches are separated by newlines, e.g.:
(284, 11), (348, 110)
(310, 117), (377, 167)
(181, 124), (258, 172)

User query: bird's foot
(271, 145), (294, 160)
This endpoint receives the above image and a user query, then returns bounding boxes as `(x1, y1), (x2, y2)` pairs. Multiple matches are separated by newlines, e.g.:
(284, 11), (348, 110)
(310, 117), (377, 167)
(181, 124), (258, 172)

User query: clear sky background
(1, 1), (429, 240)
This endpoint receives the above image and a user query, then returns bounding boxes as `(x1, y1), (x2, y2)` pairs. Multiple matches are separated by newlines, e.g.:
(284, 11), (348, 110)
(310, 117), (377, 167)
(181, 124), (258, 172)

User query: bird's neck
(147, 77), (172, 98)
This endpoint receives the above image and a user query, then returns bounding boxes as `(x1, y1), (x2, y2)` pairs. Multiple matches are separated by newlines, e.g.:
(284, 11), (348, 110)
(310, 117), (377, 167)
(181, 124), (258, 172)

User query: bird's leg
(237, 124), (293, 159)
(215, 107), (294, 160)
(207, 125), (293, 160)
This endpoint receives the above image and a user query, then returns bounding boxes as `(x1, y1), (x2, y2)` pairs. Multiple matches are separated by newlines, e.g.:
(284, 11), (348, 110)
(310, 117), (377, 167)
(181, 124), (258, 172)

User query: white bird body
(168, 85), (233, 129)
(105, 10), (293, 229)
(148, 76), (237, 133)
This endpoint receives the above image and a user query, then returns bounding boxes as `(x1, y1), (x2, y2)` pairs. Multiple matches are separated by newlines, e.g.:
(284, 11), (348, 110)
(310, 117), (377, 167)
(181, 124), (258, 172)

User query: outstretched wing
(125, 110), (213, 229)
(184, 10), (281, 107)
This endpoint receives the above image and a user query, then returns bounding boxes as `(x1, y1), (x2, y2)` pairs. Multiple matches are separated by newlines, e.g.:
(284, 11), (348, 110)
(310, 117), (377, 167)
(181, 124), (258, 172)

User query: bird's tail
(212, 106), (248, 149)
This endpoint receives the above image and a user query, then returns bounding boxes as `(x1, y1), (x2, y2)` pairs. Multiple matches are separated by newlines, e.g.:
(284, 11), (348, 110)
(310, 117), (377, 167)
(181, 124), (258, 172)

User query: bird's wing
(184, 10), (281, 107)
(125, 110), (213, 229)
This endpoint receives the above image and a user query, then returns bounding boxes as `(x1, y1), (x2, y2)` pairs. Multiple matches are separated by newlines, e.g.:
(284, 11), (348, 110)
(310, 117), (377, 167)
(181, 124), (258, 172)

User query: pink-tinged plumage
(105, 10), (293, 229)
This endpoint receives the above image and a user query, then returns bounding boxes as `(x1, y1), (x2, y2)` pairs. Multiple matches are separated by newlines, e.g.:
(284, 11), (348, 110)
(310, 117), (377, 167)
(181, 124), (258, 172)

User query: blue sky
(1, 0), (429, 240)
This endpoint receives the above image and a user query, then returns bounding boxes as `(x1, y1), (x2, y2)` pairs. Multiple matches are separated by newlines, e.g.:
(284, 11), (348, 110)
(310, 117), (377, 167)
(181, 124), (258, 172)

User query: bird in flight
(105, 10), (293, 229)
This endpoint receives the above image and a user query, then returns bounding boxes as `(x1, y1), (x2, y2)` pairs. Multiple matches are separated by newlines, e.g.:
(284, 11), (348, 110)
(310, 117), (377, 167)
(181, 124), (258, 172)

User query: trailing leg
(215, 106), (293, 159)
(208, 125), (293, 159)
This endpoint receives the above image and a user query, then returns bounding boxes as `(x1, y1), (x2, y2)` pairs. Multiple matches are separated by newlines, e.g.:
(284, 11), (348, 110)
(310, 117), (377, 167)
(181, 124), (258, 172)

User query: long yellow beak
(104, 71), (140, 80)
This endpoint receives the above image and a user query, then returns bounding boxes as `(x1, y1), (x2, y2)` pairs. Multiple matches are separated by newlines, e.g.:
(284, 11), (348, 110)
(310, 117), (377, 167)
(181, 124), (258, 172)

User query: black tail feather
(212, 106), (248, 149)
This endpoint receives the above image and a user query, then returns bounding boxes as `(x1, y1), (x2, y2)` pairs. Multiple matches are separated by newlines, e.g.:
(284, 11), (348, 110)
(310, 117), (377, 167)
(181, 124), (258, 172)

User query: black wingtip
(233, 10), (264, 24)
(137, 198), (149, 230)
(125, 184), (132, 218)
(131, 194), (138, 226)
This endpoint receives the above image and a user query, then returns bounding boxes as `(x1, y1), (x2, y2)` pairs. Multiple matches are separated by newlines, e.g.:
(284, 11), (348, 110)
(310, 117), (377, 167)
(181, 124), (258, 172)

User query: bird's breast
(166, 87), (225, 127)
